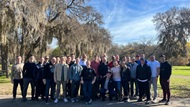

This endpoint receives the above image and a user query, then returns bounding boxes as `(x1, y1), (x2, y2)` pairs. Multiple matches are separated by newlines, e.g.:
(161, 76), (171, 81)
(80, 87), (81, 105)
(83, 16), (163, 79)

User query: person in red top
(91, 55), (100, 99)
(108, 55), (116, 68)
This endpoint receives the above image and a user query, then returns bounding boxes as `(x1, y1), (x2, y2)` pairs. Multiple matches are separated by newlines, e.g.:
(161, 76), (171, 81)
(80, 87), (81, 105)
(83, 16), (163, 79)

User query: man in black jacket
(136, 58), (151, 104)
(22, 55), (36, 102)
(159, 55), (172, 105)
(43, 57), (56, 104)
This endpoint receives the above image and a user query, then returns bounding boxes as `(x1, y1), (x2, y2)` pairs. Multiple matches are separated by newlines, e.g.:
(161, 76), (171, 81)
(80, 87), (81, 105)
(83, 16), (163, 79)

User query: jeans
(45, 79), (56, 102)
(55, 81), (66, 99)
(130, 78), (139, 96)
(23, 78), (35, 99)
(71, 80), (80, 98)
(113, 81), (121, 100)
(13, 79), (23, 98)
(138, 81), (150, 100)
(83, 81), (92, 102)
(92, 77), (100, 99)
(160, 79), (170, 101)
(150, 77), (158, 100)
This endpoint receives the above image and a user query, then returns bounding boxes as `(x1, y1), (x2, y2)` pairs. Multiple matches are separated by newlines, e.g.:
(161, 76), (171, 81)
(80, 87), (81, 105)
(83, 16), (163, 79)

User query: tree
(153, 7), (190, 58)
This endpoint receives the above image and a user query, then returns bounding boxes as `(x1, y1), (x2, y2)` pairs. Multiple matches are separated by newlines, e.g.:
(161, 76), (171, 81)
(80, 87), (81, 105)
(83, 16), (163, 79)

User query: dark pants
(83, 81), (92, 102)
(23, 78), (35, 99)
(92, 77), (100, 99)
(35, 79), (45, 100)
(71, 80), (80, 98)
(130, 78), (139, 96)
(138, 81), (150, 100)
(45, 79), (56, 102)
(122, 80), (129, 98)
(66, 81), (71, 97)
(160, 79), (170, 101)
(13, 79), (23, 98)
(114, 81), (121, 100)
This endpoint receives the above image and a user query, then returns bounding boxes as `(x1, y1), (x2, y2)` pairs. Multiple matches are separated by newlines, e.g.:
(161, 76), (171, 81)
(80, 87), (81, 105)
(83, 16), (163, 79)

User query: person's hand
(91, 80), (95, 84)
(11, 80), (13, 84)
(81, 80), (84, 84)
(43, 79), (46, 84)
(70, 80), (72, 84)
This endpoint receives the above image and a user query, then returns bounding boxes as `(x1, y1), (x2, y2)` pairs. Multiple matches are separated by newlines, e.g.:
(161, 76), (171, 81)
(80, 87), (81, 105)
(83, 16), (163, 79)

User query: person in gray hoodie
(130, 57), (139, 97)
(69, 58), (83, 103)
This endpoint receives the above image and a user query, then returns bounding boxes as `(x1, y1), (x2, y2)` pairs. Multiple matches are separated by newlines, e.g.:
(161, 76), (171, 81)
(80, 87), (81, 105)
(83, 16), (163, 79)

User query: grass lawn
(0, 66), (190, 98)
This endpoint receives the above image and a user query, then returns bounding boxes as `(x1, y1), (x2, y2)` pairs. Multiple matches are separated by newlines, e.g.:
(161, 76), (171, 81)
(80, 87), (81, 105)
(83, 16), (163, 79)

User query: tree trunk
(1, 44), (9, 78)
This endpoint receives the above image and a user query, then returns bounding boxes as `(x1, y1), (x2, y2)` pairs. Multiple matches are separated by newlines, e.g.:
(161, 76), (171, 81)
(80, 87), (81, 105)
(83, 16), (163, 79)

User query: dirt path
(0, 95), (189, 107)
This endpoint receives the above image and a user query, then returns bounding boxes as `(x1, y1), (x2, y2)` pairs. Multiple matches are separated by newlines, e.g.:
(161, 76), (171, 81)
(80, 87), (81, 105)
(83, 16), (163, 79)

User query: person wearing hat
(159, 55), (172, 105)
(136, 57), (151, 104)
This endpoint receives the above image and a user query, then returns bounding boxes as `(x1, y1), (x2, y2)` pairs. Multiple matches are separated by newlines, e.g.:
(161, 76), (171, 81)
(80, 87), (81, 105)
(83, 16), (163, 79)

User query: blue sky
(49, 0), (190, 48)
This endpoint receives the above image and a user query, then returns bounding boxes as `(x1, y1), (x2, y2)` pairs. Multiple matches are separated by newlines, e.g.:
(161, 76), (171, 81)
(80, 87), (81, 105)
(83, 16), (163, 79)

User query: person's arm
(92, 69), (96, 84)
(80, 69), (84, 84)
(69, 65), (73, 81)
(54, 65), (57, 83)
(148, 66), (151, 81)
(11, 65), (14, 83)
(157, 62), (160, 78)
(166, 63), (172, 82)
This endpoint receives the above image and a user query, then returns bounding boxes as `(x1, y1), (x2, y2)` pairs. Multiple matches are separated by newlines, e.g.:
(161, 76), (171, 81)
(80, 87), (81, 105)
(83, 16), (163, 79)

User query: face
(67, 57), (71, 63)
(160, 57), (165, 62)
(29, 56), (35, 62)
(131, 57), (135, 63)
(127, 57), (131, 62)
(17, 56), (22, 63)
(140, 59), (145, 65)
(60, 57), (65, 63)
(116, 55), (120, 61)
(76, 58), (80, 64)
(121, 61), (126, 67)
(40, 57), (44, 63)
(45, 56), (49, 62)
(141, 54), (145, 58)
(86, 61), (91, 67)
(82, 54), (87, 60)
(150, 55), (155, 61)
(136, 56), (140, 60)
(113, 61), (118, 67)
(56, 57), (60, 63)
(95, 56), (99, 62)
(51, 57), (56, 64)
(71, 54), (75, 60)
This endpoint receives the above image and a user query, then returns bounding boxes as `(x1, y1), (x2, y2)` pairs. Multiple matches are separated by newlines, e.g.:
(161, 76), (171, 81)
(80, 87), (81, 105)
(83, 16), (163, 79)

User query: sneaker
(88, 99), (92, 104)
(64, 98), (68, 103)
(137, 99), (142, 102)
(165, 101), (170, 105)
(159, 99), (167, 103)
(145, 101), (150, 104)
(152, 99), (157, 103)
(71, 99), (75, 103)
(54, 98), (58, 103)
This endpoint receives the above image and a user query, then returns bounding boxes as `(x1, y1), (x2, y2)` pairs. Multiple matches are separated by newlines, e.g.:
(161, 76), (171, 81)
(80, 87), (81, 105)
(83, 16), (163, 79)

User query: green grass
(0, 76), (10, 83)
(172, 66), (190, 76)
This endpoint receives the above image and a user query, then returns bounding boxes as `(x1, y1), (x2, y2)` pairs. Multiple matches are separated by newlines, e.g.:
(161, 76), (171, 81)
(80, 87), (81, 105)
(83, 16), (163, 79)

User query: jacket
(160, 61), (172, 80)
(121, 67), (131, 81)
(54, 63), (69, 82)
(11, 63), (24, 80)
(136, 64), (151, 81)
(22, 61), (36, 79)
(69, 64), (83, 81)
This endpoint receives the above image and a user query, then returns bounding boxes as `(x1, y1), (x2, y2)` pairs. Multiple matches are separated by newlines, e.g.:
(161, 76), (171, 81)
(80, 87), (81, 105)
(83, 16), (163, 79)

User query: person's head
(56, 56), (60, 64)
(140, 54), (145, 59)
(75, 57), (80, 64)
(122, 56), (127, 62)
(51, 57), (56, 65)
(44, 56), (49, 63)
(150, 55), (155, 61)
(160, 54), (166, 62)
(40, 57), (45, 64)
(86, 60), (91, 67)
(116, 55), (120, 61)
(29, 55), (35, 63)
(101, 56), (107, 63)
(111, 55), (116, 61)
(131, 57), (136, 63)
(102, 53), (107, 59)
(82, 54), (87, 60)
(94, 54), (99, 62)
(67, 56), (71, 64)
(121, 61), (127, 68)
(127, 56), (131, 62)
(140, 57), (145, 65)
(113, 61), (119, 67)
(136, 55), (140, 60)
(16, 56), (22, 63)
(60, 56), (66, 64)
(71, 54), (75, 61)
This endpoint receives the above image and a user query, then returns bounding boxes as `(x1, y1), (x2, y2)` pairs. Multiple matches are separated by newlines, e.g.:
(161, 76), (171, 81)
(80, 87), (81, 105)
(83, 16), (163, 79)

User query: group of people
(11, 53), (172, 105)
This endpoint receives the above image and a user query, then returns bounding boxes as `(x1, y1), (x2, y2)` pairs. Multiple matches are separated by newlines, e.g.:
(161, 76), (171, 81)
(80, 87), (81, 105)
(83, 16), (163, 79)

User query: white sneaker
(71, 99), (75, 103)
(64, 98), (68, 103)
(54, 98), (58, 103)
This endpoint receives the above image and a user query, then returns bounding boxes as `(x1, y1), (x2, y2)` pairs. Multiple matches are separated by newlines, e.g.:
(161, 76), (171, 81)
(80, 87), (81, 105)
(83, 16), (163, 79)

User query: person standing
(54, 56), (69, 103)
(22, 55), (36, 102)
(69, 58), (83, 103)
(148, 55), (160, 102)
(34, 57), (45, 101)
(81, 61), (96, 105)
(111, 61), (121, 101)
(121, 61), (131, 102)
(11, 56), (24, 101)
(130, 57), (139, 97)
(136, 58), (151, 104)
(159, 55), (172, 105)
(43, 57), (56, 104)
(91, 55), (100, 100)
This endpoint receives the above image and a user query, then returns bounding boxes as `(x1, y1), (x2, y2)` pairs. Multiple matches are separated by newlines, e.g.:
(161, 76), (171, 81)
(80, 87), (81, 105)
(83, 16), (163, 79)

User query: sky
(49, 0), (190, 48)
